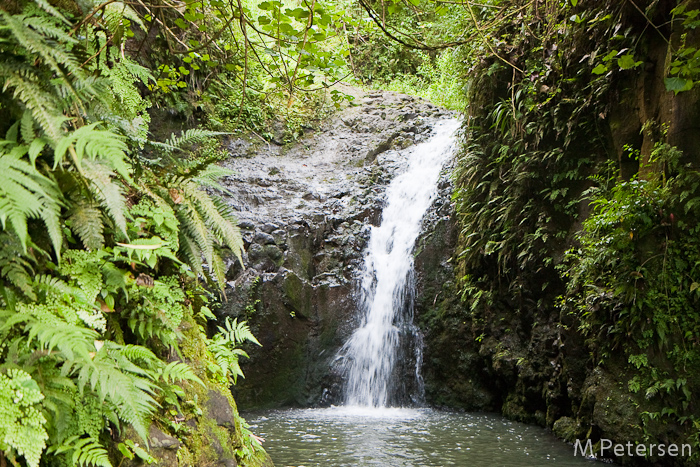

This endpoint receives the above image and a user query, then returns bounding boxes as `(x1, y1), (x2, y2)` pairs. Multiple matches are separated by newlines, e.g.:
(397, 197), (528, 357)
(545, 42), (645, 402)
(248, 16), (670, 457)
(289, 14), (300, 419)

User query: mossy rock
(282, 271), (312, 318)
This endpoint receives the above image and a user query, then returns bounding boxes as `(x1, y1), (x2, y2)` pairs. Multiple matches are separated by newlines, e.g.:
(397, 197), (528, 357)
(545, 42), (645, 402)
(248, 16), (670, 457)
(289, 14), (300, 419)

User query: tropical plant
(208, 318), (261, 385)
(0, 2), (257, 466)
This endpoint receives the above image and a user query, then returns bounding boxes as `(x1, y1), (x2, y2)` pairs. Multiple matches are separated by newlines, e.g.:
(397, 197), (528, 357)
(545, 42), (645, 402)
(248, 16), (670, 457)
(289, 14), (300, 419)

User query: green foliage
(0, 369), (48, 467)
(665, 4), (700, 94)
(563, 141), (700, 452)
(208, 318), (261, 385)
(0, 2), (257, 466)
(49, 436), (112, 467)
(449, 0), (700, 454)
(384, 48), (468, 109)
(0, 144), (63, 256)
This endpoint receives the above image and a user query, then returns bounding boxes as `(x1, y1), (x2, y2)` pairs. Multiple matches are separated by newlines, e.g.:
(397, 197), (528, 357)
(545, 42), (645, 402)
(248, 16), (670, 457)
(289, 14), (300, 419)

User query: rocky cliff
(216, 88), (454, 408)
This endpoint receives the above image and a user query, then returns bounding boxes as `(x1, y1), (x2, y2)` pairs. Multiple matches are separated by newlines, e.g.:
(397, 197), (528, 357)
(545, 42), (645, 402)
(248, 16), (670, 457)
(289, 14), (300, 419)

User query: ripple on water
(245, 408), (596, 467)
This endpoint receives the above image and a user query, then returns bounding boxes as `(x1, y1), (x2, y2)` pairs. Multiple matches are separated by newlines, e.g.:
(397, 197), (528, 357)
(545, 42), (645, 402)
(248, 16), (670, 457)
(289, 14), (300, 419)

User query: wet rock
(261, 222), (279, 233)
(149, 426), (180, 450)
(238, 219), (255, 230)
(271, 229), (287, 247)
(253, 231), (275, 245)
(206, 390), (235, 428)
(218, 87), (457, 408)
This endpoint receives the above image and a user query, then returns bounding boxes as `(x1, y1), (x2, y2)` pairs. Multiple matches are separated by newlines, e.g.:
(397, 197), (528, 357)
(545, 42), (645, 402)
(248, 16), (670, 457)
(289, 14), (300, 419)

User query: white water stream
(339, 119), (461, 407)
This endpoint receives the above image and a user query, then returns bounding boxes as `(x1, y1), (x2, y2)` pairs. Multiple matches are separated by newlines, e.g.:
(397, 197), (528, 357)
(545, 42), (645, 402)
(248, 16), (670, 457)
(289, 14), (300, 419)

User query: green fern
(54, 124), (131, 181)
(158, 361), (204, 386)
(49, 436), (112, 467)
(68, 199), (105, 251)
(0, 145), (63, 255)
(208, 318), (261, 384)
(150, 129), (226, 154)
(0, 369), (49, 467)
(81, 159), (129, 238)
(184, 182), (243, 262)
(0, 233), (37, 299)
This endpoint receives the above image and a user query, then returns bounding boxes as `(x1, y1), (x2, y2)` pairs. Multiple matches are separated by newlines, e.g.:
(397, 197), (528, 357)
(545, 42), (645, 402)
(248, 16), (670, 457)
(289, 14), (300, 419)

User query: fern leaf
(159, 361), (204, 386)
(21, 109), (36, 144)
(32, 0), (70, 24)
(0, 235), (37, 298)
(150, 129), (226, 154)
(33, 274), (91, 308)
(0, 72), (67, 144)
(0, 152), (63, 255)
(50, 436), (112, 467)
(183, 183), (243, 262)
(119, 345), (159, 365)
(28, 138), (48, 166)
(68, 200), (105, 251)
(190, 163), (234, 192)
(209, 248), (227, 294)
(176, 197), (213, 266)
(178, 231), (204, 278)
(55, 124), (131, 181)
(0, 11), (85, 116)
(82, 159), (128, 238)
(103, 2), (146, 32)
(1, 257), (36, 300)
(76, 353), (159, 443)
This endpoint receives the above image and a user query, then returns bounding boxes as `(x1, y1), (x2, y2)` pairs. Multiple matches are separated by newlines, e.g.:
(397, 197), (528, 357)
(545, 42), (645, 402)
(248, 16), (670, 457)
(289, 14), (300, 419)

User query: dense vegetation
(445, 0), (700, 464)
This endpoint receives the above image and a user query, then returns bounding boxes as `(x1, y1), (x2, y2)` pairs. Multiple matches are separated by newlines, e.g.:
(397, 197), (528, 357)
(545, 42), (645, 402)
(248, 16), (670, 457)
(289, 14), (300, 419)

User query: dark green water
(245, 407), (597, 466)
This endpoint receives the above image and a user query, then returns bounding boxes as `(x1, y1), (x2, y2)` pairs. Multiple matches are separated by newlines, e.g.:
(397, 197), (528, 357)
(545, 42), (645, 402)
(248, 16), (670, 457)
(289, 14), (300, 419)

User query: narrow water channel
(246, 407), (594, 466)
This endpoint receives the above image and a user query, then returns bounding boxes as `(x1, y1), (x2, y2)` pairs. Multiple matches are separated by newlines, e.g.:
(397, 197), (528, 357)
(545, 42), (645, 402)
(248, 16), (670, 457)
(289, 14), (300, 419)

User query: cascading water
(339, 118), (461, 407)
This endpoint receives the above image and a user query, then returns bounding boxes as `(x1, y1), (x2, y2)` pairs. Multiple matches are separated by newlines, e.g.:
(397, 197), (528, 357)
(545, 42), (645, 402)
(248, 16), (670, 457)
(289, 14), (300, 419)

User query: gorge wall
(428, 2), (700, 466)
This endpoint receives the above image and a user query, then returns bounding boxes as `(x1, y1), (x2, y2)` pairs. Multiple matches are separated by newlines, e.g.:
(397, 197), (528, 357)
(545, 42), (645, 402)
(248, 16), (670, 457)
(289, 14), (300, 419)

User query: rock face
(218, 89), (454, 408)
(411, 162), (498, 411)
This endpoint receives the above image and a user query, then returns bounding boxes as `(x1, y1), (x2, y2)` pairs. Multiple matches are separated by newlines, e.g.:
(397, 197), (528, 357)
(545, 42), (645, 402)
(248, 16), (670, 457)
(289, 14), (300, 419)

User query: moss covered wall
(427, 1), (700, 465)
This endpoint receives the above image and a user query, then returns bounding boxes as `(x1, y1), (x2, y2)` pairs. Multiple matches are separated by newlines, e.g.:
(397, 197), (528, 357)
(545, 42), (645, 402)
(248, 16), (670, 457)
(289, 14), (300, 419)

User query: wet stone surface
(217, 89), (455, 409)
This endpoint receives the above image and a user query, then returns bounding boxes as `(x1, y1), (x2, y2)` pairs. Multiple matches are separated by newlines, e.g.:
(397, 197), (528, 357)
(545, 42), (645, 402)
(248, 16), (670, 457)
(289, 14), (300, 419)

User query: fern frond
(0, 72), (67, 143)
(0, 234), (37, 298)
(82, 159), (128, 237)
(55, 124), (131, 181)
(68, 199), (105, 251)
(150, 129), (226, 154)
(103, 2), (146, 32)
(25, 319), (97, 363)
(0, 152), (63, 255)
(158, 361), (204, 386)
(106, 346), (151, 379)
(183, 183), (243, 262)
(1, 11), (86, 114)
(209, 248), (227, 294)
(20, 109), (36, 144)
(176, 197), (213, 266)
(33, 275), (92, 308)
(178, 231), (204, 278)
(50, 436), (112, 467)
(77, 352), (159, 443)
(1, 257), (36, 299)
(119, 345), (159, 366)
(212, 196), (244, 263)
(218, 318), (261, 347)
(190, 164), (234, 191)
(32, 0), (70, 24)
(1, 11), (81, 80)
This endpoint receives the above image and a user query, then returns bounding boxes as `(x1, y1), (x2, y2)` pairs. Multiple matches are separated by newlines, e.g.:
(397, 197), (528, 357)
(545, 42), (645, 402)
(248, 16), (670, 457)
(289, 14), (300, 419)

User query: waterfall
(339, 118), (460, 407)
